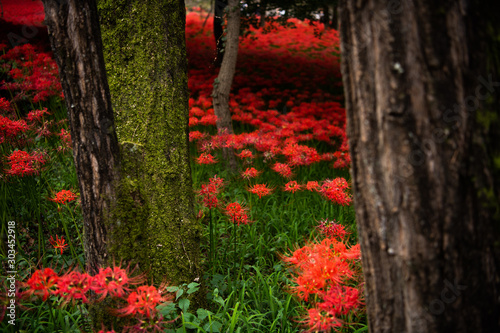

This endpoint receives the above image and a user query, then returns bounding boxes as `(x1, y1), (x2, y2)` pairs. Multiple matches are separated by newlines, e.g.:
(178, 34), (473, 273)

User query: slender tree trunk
(321, 5), (329, 26)
(212, 0), (239, 172)
(42, 0), (120, 275)
(214, 0), (227, 67)
(259, 0), (267, 28)
(330, 4), (338, 30)
(339, 1), (500, 332)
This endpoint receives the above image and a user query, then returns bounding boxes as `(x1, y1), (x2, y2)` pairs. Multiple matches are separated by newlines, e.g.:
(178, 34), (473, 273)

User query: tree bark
(97, 0), (202, 289)
(259, 0), (267, 28)
(212, 0), (239, 172)
(339, 1), (500, 332)
(330, 4), (338, 30)
(321, 5), (330, 26)
(42, 0), (120, 275)
(214, 0), (227, 67)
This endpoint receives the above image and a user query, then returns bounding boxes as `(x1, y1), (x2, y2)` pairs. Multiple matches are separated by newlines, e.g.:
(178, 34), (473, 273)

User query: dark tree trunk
(339, 0), (500, 332)
(321, 5), (329, 26)
(330, 5), (338, 30)
(42, 0), (120, 275)
(259, 0), (267, 28)
(212, 0), (239, 172)
(214, 0), (227, 67)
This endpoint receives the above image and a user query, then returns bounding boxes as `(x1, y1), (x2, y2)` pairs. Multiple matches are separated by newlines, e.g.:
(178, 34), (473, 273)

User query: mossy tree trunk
(212, 0), (239, 172)
(97, 0), (202, 287)
(42, 0), (120, 275)
(339, 0), (500, 332)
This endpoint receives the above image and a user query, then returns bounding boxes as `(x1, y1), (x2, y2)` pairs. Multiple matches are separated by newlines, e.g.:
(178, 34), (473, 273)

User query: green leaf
(183, 312), (201, 329)
(203, 320), (222, 333)
(196, 308), (213, 321)
(167, 286), (179, 293)
(176, 288), (184, 300)
(187, 282), (200, 294)
(178, 298), (190, 313)
(158, 302), (176, 317)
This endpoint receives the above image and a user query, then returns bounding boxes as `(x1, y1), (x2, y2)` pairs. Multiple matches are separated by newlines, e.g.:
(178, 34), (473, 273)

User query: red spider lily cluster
(197, 175), (253, 228)
(0, 0), (45, 25)
(283, 225), (363, 332)
(4, 149), (47, 176)
(184, 11), (352, 202)
(20, 265), (172, 328)
(0, 115), (29, 144)
(1, 43), (62, 103)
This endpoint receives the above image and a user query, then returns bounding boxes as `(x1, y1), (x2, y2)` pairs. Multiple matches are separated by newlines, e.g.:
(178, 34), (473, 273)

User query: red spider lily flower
(22, 268), (59, 301)
(197, 183), (219, 209)
(241, 167), (261, 180)
(49, 189), (77, 205)
(54, 271), (93, 303)
(196, 152), (217, 164)
(319, 178), (352, 206)
(5, 150), (46, 177)
(91, 266), (143, 300)
(333, 151), (351, 169)
(189, 117), (199, 127)
(305, 181), (320, 192)
(189, 130), (207, 142)
(199, 114), (217, 126)
(271, 162), (293, 178)
(49, 235), (69, 255)
(26, 107), (51, 122)
(225, 202), (250, 225)
(57, 128), (72, 153)
(197, 175), (225, 209)
(190, 106), (205, 117)
(0, 97), (14, 113)
(247, 183), (273, 199)
(116, 285), (171, 318)
(284, 180), (302, 193)
(303, 308), (342, 333)
(316, 219), (350, 240)
(317, 285), (361, 317)
(236, 149), (254, 159)
(209, 174), (225, 189)
(343, 243), (361, 260)
(293, 275), (325, 301)
(34, 120), (54, 138)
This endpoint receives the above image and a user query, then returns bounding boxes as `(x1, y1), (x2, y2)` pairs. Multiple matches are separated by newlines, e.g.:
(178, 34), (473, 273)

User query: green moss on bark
(97, 0), (203, 290)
